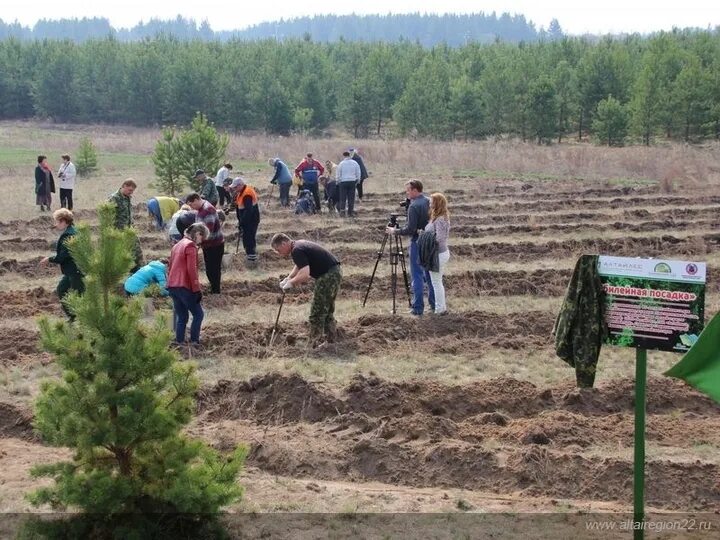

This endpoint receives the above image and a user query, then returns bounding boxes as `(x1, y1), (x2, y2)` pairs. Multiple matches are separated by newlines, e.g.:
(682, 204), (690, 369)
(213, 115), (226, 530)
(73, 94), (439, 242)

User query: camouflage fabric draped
(552, 254), (606, 388)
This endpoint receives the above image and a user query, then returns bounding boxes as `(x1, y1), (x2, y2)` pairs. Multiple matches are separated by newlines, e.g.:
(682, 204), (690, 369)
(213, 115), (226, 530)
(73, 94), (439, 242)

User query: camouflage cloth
(199, 178), (219, 206)
(309, 266), (342, 341)
(552, 254), (606, 388)
(109, 189), (132, 229)
(109, 189), (143, 270)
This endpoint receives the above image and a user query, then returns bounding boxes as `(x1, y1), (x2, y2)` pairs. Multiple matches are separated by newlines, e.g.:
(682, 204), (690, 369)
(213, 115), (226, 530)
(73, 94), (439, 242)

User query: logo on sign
(686, 263), (698, 275)
(653, 262), (672, 273)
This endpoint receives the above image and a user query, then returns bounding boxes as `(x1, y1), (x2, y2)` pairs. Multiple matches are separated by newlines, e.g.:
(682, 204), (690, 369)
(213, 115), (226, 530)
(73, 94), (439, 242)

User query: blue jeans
(409, 239), (434, 315)
(168, 287), (204, 343)
(147, 198), (163, 229)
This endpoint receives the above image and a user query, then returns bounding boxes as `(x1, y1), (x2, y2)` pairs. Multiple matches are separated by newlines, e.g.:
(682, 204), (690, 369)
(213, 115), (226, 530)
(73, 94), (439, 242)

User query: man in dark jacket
(108, 178), (143, 272)
(40, 209), (85, 320)
(386, 180), (433, 316)
(349, 148), (368, 201)
(194, 169), (219, 207)
(227, 177), (260, 263)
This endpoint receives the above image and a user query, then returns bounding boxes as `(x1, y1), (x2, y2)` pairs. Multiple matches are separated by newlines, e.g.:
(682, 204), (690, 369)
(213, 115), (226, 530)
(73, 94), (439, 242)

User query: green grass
(0, 146), (151, 170)
(606, 177), (658, 187)
(451, 169), (565, 182)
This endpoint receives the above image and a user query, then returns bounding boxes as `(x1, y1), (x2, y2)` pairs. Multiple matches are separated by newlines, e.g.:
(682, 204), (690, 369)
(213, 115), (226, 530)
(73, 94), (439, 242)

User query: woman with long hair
(425, 193), (451, 314)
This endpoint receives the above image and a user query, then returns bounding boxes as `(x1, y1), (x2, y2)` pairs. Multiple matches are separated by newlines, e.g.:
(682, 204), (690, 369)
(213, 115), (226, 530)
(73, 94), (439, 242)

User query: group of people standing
(34, 154), (76, 212)
(267, 148), (368, 217)
(38, 147), (450, 352)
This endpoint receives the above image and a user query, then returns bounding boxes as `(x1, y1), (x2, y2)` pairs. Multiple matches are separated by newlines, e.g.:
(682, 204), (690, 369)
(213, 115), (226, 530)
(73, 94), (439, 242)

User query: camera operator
(385, 180), (434, 316)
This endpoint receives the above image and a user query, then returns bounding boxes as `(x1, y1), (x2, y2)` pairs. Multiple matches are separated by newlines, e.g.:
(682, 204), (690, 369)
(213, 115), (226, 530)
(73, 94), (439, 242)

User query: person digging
(270, 233), (342, 347)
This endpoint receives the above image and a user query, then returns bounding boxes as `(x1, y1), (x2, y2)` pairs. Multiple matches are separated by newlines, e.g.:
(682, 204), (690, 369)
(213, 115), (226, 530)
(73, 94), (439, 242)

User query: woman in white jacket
(57, 154), (77, 210)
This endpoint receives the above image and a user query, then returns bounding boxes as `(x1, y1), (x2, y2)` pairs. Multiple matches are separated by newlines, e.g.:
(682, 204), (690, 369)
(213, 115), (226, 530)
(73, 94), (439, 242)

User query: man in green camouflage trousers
(271, 233), (342, 345)
(309, 266), (342, 339)
(108, 178), (143, 272)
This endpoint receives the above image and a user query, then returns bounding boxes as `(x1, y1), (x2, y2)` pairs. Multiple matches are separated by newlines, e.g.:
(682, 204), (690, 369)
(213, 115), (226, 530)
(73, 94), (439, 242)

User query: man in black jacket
(349, 148), (368, 201)
(39, 209), (85, 320)
(227, 177), (260, 262)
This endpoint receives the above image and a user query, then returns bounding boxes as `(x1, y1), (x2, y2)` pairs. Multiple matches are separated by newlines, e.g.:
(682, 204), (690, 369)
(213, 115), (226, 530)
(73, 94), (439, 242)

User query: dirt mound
(0, 257), (50, 275)
(344, 375), (545, 420)
(0, 402), (37, 441)
(0, 288), (63, 318)
(202, 310), (554, 360)
(197, 372), (344, 424)
(0, 328), (42, 366)
(556, 376), (720, 416)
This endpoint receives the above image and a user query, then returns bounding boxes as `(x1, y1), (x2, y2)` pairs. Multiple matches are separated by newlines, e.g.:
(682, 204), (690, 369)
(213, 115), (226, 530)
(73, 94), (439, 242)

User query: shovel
(265, 183), (275, 208)
(268, 290), (286, 347)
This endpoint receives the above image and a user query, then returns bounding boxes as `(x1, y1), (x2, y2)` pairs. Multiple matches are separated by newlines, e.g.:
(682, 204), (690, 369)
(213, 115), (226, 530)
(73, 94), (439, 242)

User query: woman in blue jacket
(124, 260), (169, 296)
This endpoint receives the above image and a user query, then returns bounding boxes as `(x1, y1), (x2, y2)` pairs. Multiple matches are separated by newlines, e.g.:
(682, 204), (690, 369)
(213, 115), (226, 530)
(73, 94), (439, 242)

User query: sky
(4, 0), (719, 35)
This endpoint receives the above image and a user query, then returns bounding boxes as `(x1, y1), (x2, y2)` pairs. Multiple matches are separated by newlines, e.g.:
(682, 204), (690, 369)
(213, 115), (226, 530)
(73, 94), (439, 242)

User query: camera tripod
(363, 228), (412, 314)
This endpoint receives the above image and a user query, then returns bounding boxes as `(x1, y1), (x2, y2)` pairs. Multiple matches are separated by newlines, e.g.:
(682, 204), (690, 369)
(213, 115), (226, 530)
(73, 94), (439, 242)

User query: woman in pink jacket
(167, 223), (209, 346)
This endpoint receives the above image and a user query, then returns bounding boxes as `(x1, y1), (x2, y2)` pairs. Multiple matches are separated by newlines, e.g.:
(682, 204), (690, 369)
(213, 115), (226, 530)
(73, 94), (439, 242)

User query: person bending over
(271, 233), (342, 345)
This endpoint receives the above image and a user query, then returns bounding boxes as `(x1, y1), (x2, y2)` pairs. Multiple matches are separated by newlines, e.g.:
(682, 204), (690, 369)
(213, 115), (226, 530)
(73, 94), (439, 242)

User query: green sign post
(598, 256), (706, 540)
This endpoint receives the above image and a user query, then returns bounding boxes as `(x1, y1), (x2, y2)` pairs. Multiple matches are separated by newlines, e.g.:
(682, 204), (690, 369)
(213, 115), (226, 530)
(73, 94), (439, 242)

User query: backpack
(294, 190), (315, 214)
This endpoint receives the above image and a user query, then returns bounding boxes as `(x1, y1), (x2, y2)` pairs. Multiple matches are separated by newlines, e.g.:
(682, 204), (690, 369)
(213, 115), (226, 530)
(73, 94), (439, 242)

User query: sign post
(597, 256), (706, 539)
(633, 347), (647, 540)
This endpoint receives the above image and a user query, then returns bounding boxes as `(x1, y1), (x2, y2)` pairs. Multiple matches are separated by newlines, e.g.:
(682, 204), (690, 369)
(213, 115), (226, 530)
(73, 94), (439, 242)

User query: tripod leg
(390, 242), (398, 315)
(363, 233), (389, 307)
(396, 235), (412, 308)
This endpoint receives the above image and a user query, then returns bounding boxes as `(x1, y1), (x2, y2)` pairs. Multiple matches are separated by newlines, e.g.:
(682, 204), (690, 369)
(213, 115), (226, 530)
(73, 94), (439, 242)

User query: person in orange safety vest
(228, 177), (260, 262)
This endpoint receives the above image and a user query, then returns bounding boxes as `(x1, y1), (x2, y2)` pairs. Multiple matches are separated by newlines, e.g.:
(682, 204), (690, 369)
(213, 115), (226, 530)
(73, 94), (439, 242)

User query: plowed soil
(2, 172), (720, 524)
(193, 373), (720, 510)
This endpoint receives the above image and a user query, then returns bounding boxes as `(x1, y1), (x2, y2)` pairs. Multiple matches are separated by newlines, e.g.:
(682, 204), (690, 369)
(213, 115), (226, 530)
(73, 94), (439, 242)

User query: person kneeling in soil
(124, 259), (169, 297)
(147, 196), (181, 230)
(39, 209), (84, 321)
(271, 233), (342, 345)
(167, 223), (209, 348)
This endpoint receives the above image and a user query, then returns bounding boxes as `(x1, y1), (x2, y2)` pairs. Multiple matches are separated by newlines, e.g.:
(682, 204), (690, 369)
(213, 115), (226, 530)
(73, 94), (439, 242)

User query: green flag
(665, 311), (720, 403)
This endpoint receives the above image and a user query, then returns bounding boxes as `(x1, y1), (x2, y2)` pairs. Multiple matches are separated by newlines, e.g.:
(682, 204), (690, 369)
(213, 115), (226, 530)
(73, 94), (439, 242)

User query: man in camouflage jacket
(109, 178), (143, 272)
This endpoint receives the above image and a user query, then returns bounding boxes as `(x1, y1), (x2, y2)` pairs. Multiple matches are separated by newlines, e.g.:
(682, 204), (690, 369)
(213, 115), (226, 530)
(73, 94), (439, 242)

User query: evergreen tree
(152, 127), (185, 196)
(528, 77), (558, 144)
(592, 95), (629, 146)
(553, 59), (578, 143)
(338, 79), (373, 138)
(448, 75), (483, 140)
(176, 112), (229, 181)
(28, 204), (245, 533)
(293, 107), (314, 136)
(394, 53), (451, 138)
(671, 55), (711, 142)
(75, 137), (98, 176)
(547, 19), (564, 41)
(630, 60), (663, 145)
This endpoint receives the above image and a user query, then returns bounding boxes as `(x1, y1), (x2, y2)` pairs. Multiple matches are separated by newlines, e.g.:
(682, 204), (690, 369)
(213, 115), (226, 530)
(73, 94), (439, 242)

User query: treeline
(0, 13), (545, 45)
(0, 30), (719, 143)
